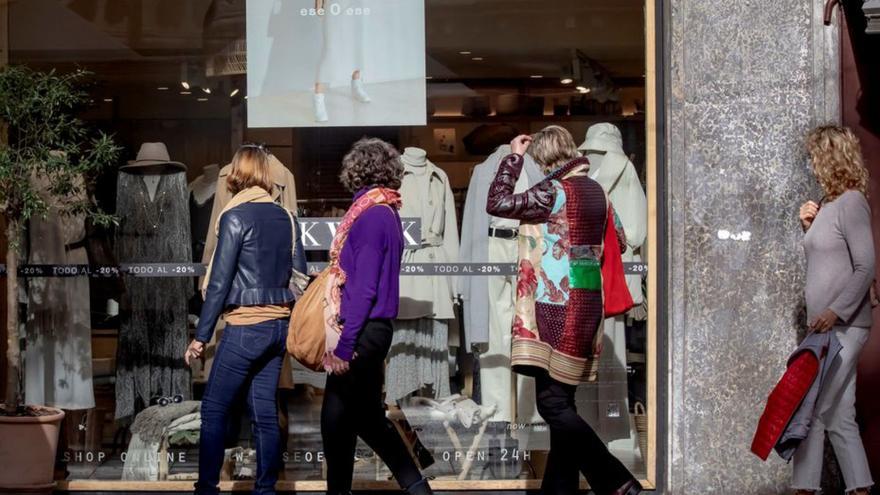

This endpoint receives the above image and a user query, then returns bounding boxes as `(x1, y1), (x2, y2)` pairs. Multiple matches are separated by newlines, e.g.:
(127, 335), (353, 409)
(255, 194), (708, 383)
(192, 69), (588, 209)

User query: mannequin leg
(313, 7), (330, 122)
(350, 6), (370, 103)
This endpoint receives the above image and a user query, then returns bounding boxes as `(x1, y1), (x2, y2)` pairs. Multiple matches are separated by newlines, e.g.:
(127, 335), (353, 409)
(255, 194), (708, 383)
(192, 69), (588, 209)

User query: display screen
(246, 0), (427, 128)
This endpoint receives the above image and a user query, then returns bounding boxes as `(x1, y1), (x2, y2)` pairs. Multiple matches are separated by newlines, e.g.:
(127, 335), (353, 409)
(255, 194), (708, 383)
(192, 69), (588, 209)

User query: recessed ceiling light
(426, 76), (433, 80)
(157, 86), (169, 91)
(181, 81), (190, 90)
(459, 51), (472, 55)
(560, 78), (573, 85)
(103, 98), (113, 102)
(530, 75), (543, 79)
(197, 97), (209, 102)
(180, 91), (192, 95)
(230, 88), (240, 97)
(472, 57), (484, 61)
(202, 87), (212, 94)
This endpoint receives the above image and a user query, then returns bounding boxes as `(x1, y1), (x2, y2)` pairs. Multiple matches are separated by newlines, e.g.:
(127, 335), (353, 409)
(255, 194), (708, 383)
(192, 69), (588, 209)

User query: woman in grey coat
(795, 126), (874, 495)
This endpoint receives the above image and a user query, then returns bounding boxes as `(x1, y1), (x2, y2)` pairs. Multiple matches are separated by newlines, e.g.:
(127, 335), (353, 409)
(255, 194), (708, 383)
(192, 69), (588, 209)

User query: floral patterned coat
(486, 154), (626, 385)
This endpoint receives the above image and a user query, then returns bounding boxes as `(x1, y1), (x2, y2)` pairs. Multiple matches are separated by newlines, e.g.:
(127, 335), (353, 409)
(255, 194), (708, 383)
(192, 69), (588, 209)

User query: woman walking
(185, 144), (306, 495)
(794, 126), (874, 495)
(320, 138), (433, 495)
(486, 126), (642, 495)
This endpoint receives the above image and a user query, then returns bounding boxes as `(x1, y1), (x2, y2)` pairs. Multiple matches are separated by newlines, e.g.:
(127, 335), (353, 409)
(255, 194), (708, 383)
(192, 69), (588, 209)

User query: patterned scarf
(322, 187), (402, 357)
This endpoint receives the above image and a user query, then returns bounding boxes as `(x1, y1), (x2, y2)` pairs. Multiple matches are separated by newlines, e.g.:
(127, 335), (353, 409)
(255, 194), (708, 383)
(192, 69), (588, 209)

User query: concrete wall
(665, 0), (840, 492)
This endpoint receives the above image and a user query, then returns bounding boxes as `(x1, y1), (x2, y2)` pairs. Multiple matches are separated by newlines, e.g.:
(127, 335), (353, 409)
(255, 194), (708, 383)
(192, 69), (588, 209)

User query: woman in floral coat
(486, 127), (641, 495)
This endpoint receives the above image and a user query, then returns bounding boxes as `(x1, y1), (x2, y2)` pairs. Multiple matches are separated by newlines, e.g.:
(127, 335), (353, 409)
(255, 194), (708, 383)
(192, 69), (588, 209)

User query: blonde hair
(528, 125), (580, 171)
(807, 126), (869, 201)
(227, 144), (274, 195)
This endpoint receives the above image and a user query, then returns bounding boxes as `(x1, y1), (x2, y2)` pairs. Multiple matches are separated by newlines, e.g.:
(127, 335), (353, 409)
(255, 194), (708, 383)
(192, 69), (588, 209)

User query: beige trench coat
(397, 161), (459, 320)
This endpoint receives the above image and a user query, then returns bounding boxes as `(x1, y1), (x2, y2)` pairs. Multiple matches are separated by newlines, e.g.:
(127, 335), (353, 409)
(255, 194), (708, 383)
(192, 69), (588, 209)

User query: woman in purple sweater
(321, 138), (433, 495)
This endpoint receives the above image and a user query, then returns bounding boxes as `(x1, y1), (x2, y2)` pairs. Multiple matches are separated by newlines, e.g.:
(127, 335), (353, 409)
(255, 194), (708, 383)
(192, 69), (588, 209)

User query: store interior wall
(666, 0), (839, 493)
(841, 0), (880, 484)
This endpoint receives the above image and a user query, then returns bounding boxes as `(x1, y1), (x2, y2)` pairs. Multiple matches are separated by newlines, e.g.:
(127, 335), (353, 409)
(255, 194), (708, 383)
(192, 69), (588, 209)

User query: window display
(4, 0), (657, 490)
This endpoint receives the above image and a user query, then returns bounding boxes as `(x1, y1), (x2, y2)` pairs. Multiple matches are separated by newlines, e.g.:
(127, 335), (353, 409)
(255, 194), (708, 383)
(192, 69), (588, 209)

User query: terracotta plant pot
(0, 407), (65, 492)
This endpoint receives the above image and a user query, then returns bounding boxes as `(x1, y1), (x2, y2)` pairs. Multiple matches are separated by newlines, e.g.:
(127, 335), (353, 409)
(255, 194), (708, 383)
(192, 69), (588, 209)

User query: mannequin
(576, 123), (648, 450)
(25, 172), (94, 410)
(385, 147), (458, 404)
(189, 164), (220, 265)
(115, 142), (193, 421)
(458, 145), (545, 426)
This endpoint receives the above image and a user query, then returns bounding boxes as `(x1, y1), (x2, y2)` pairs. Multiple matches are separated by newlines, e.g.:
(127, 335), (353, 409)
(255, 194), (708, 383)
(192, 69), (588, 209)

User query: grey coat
(458, 146), (544, 348)
(775, 330), (842, 461)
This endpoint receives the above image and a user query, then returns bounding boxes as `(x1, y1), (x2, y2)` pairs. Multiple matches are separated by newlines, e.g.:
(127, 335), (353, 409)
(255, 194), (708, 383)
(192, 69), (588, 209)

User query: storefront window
(6, 0), (657, 490)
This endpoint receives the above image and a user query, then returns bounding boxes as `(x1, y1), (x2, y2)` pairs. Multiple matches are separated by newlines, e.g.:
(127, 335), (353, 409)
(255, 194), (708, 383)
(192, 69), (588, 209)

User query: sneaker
(313, 93), (329, 122)
(351, 79), (372, 103)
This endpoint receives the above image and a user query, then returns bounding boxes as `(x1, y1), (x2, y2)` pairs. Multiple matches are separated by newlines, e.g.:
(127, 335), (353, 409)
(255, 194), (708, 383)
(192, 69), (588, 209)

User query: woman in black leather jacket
(185, 144), (306, 495)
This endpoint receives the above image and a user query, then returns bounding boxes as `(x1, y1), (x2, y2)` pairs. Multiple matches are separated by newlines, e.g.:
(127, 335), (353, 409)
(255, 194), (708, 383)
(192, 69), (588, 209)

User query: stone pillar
(666, 0), (839, 493)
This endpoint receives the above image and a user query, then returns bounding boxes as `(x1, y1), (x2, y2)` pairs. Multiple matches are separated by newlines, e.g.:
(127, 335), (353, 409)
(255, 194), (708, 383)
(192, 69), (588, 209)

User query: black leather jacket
(195, 202), (306, 342)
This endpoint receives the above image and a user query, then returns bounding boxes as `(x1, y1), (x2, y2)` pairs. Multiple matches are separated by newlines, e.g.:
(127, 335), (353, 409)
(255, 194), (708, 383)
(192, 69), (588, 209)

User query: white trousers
(792, 325), (873, 492)
(479, 236), (541, 424)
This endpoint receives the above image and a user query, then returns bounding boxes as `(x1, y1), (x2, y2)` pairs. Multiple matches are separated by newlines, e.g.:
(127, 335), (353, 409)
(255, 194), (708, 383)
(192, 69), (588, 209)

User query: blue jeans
(195, 319), (288, 495)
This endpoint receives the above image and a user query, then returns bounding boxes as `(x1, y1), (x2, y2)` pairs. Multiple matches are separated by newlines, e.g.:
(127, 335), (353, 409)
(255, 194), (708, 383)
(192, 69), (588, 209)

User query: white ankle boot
(313, 93), (328, 122)
(351, 79), (371, 103)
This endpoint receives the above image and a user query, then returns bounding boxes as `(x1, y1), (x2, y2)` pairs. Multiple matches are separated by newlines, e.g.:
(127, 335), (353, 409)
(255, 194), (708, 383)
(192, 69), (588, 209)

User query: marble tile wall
(666, 0), (839, 493)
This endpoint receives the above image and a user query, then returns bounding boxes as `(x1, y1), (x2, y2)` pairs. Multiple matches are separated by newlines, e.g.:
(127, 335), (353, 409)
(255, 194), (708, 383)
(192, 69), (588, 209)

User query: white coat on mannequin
(577, 123), (647, 447)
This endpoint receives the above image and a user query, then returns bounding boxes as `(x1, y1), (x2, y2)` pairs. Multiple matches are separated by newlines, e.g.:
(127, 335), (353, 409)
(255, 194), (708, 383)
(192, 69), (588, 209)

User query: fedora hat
(121, 142), (186, 171)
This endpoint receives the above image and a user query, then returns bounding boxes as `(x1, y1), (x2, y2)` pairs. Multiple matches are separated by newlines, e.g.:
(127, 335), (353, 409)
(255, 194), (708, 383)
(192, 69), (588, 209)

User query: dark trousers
(321, 319), (422, 495)
(195, 319), (288, 495)
(536, 372), (634, 495)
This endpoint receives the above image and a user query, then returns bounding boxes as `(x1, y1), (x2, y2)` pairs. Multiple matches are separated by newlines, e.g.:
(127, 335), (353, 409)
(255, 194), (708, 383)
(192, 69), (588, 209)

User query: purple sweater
(334, 194), (404, 361)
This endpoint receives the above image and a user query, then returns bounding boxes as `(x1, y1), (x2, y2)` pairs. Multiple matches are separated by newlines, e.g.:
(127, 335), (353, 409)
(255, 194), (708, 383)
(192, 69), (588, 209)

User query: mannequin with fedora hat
(576, 123), (647, 449)
(114, 142), (193, 421)
(385, 147), (458, 404)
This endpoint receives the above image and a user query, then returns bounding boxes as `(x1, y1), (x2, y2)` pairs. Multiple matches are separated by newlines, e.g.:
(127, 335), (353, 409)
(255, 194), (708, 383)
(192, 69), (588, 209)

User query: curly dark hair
(339, 137), (403, 192)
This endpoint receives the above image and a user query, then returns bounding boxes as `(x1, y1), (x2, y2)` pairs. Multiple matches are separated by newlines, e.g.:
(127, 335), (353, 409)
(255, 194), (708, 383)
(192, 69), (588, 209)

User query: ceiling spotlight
(197, 97), (209, 102)
(202, 87), (212, 94)
(472, 57), (484, 61)
(157, 86), (169, 91)
(530, 75), (543, 79)
(560, 78), (573, 85)
(180, 91), (192, 95)
(244, 95), (249, 100)
(230, 88), (240, 97)
(459, 51), (472, 55)
(103, 98), (113, 102)
(181, 81), (190, 90)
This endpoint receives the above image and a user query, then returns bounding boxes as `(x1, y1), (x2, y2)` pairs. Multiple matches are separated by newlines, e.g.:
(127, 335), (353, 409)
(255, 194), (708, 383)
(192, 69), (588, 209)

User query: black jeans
(321, 319), (423, 494)
(535, 372), (634, 495)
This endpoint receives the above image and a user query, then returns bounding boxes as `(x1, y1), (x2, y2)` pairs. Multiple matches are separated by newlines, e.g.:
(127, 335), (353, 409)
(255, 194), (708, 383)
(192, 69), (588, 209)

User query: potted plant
(0, 66), (119, 491)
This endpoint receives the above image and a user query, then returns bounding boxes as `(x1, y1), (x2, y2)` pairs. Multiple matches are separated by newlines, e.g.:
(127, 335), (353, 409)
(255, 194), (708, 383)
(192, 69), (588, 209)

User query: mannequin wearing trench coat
(577, 123), (648, 446)
(385, 147), (458, 404)
(458, 146), (545, 425)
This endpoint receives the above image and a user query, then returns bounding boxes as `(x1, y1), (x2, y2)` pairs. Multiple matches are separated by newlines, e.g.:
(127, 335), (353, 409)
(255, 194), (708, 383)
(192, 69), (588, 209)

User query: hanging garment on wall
(386, 148), (458, 403)
(577, 123), (648, 445)
(24, 173), (95, 411)
(458, 145), (544, 423)
(115, 145), (193, 421)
